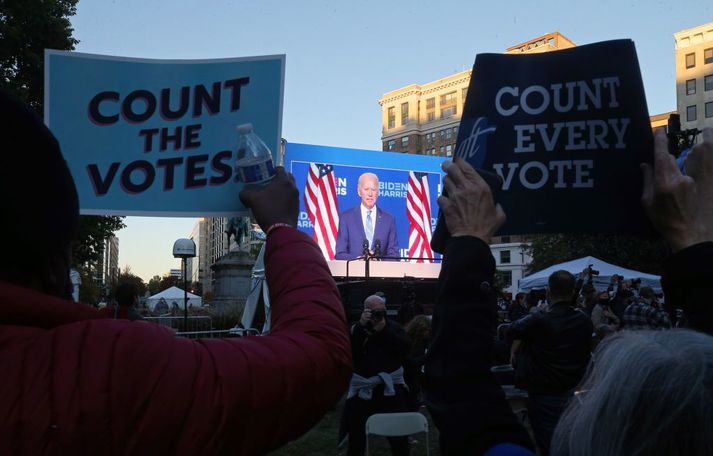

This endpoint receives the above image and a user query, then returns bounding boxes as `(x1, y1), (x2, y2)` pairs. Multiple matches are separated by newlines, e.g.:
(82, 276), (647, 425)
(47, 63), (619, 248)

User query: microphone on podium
(362, 239), (369, 258)
(374, 239), (381, 260)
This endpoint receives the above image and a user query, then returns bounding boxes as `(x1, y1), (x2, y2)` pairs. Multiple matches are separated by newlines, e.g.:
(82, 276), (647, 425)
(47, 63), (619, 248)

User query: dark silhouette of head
(115, 283), (139, 308)
(547, 270), (576, 304)
(0, 89), (79, 297)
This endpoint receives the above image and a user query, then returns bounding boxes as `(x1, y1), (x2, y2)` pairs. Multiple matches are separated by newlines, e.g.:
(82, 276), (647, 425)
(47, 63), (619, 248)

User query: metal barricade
(144, 315), (213, 333)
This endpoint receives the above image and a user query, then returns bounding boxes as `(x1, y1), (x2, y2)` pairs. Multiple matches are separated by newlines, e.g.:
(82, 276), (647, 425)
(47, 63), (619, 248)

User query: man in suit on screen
(335, 172), (399, 260)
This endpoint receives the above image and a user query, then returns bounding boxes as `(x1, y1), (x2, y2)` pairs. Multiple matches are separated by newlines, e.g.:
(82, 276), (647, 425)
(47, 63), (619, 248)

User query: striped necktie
(366, 209), (374, 247)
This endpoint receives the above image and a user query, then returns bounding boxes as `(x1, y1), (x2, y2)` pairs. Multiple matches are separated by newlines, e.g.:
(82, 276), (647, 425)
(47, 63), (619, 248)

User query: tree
(77, 269), (101, 306)
(73, 215), (126, 266)
(525, 233), (669, 276)
(1, 1), (126, 269)
(115, 266), (147, 297)
(147, 275), (162, 295)
(158, 274), (181, 292)
(0, 0), (79, 114)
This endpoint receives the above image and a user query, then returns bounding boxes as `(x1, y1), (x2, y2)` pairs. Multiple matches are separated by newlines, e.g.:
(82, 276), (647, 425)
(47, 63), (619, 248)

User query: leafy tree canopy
(1, 1), (125, 268)
(525, 233), (669, 276)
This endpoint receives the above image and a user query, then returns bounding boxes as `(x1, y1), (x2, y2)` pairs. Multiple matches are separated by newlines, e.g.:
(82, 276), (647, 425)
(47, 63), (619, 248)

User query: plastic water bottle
(235, 123), (276, 184)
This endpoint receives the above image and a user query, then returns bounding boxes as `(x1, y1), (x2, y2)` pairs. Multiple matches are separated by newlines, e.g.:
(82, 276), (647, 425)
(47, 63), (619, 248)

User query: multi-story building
(187, 218), (207, 294)
(674, 22), (713, 132)
(92, 235), (119, 299)
(492, 240), (534, 296)
(378, 32), (576, 157)
(199, 217), (229, 294)
(650, 111), (677, 129)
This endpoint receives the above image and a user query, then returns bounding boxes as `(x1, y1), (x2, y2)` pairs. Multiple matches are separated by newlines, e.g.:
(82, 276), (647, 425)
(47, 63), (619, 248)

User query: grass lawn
(269, 400), (440, 455)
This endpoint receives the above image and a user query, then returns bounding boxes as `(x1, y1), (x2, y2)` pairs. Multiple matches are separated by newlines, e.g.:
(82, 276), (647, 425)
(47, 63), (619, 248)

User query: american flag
(406, 171), (434, 263)
(304, 163), (340, 260)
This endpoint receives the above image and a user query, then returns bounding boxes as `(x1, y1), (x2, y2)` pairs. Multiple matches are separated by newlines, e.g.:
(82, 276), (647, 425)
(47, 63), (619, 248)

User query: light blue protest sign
(45, 51), (284, 216)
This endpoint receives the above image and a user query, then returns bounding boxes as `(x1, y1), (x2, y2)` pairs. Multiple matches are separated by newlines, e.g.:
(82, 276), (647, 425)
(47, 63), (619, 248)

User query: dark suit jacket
(335, 205), (399, 260)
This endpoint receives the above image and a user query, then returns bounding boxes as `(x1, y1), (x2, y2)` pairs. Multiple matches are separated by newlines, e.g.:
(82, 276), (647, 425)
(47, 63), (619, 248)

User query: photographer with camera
(343, 294), (411, 456)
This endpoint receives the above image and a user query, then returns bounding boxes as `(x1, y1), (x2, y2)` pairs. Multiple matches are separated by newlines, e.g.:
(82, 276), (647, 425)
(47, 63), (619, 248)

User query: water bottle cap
(237, 123), (254, 134)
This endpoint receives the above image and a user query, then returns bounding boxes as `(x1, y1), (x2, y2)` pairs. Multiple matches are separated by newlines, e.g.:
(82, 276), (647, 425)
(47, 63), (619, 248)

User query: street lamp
(173, 238), (196, 332)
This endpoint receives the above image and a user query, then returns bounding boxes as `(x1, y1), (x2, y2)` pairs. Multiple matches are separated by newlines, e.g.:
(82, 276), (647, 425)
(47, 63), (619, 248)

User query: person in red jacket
(0, 88), (352, 455)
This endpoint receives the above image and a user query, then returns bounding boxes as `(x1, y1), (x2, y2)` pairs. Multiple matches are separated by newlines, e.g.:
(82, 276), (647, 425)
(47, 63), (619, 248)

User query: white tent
(146, 286), (202, 311)
(518, 256), (661, 293)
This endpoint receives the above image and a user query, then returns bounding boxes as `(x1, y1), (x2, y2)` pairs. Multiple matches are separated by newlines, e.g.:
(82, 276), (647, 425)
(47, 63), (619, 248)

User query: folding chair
(365, 412), (429, 455)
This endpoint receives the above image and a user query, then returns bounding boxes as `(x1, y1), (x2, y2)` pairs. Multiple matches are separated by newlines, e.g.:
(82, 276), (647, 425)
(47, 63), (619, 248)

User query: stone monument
(210, 217), (256, 315)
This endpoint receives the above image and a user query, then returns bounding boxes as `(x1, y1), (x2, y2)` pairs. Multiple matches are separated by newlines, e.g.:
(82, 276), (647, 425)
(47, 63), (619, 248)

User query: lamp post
(173, 238), (196, 332)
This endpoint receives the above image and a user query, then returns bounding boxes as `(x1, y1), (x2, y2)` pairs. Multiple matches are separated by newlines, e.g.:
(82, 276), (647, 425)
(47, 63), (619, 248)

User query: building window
(446, 128), (453, 140)
(401, 136), (409, 148)
(401, 102), (409, 125)
(426, 97), (435, 122)
(497, 270), (513, 287)
(441, 106), (457, 119)
(453, 126), (458, 136)
(387, 106), (395, 129)
(500, 250), (511, 264)
(387, 139), (396, 151)
(425, 132), (435, 144)
(705, 48), (713, 64)
(706, 102), (713, 118)
(439, 145), (445, 155)
(705, 74), (713, 91)
(439, 129), (446, 141)
(687, 105), (697, 122)
(440, 91), (457, 106)
(686, 53), (695, 69)
(686, 79), (696, 95)
(445, 144), (453, 156)
(426, 148), (436, 155)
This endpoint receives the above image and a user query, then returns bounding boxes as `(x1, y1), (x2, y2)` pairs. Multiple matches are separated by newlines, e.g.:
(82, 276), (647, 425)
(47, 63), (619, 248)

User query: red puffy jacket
(0, 228), (352, 455)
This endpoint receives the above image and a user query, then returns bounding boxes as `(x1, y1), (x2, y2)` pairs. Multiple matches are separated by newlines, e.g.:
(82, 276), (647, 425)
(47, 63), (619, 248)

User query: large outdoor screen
(285, 143), (444, 262)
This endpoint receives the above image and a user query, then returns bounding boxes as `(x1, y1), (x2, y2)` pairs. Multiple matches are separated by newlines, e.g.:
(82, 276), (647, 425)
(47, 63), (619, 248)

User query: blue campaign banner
(285, 143), (444, 261)
(45, 51), (285, 216)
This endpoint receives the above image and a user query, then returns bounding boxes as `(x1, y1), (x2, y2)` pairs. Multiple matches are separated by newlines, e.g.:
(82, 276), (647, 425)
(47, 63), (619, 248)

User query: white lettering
(602, 77), (620, 108)
(609, 118), (630, 149)
(552, 82), (577, 113)
(548, 161), (573, 189)
(514, 125), (536, 153)
(519, 161), (549, 190)
(587, 120), (609, 149)
(577, 78), (602, 111)
(535, 123), (565, 152)
(565, 121), (587, 150)
(495, 86), (519, 116)
(521, 85), (550, 115)
(572, 160), (594, 188)
(492, 162), (520, 190)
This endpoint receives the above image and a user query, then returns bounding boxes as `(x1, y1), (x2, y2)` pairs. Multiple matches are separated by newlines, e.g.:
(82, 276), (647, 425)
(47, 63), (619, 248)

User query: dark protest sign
(456, 40), (653, 235)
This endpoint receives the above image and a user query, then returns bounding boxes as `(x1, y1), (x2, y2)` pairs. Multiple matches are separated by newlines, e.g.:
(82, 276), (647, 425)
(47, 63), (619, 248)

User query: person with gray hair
(551, 329), (713, 455)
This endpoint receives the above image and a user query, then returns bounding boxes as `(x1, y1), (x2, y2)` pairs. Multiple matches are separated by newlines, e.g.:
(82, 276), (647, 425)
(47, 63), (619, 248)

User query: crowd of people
(1, 85), (713, 456)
